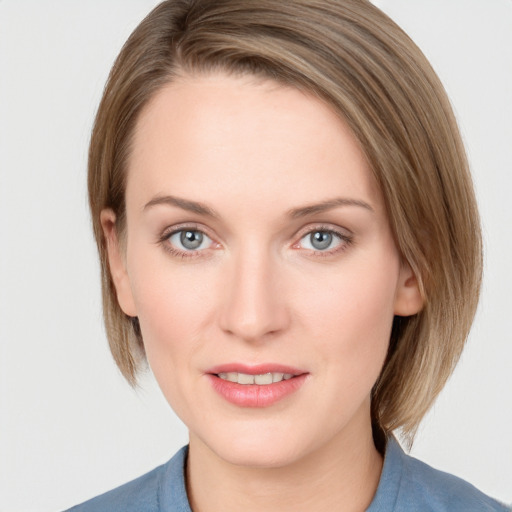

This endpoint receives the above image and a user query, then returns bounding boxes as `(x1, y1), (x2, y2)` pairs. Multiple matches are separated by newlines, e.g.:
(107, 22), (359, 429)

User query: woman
(68, 0), (508, 510)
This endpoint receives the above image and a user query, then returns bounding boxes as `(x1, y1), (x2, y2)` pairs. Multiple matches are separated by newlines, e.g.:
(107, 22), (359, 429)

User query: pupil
(181, 230), (203, 250)
(311, 231), (332, 250)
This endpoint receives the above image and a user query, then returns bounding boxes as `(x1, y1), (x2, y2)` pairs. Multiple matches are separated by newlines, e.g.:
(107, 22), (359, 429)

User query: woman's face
(104, 73), (422, 467)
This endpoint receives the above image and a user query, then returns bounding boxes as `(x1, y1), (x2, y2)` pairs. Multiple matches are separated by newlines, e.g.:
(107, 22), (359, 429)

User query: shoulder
(64, 446), (189, 512)
(372, 437), (510, 512)
(401, 452), (508, 511)
(64, 464), (164, 512)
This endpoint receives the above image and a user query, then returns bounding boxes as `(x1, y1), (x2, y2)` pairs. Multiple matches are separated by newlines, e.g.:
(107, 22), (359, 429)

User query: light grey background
(0, 1), (510, 511)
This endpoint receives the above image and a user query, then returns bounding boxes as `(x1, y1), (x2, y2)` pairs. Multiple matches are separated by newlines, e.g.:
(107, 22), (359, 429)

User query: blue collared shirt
(66, 437), (509, 511)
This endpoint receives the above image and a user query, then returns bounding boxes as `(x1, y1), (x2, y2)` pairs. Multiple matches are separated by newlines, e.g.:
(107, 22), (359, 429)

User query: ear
(393, 261), (424, 317)
(100, 209), (137, 317)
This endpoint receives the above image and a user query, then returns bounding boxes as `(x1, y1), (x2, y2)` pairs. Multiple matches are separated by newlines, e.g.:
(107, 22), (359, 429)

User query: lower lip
(207, 374), (308, 407)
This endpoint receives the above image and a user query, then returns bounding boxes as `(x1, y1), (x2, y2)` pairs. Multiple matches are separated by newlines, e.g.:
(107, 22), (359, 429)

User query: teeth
(238, 373), (255, 385)
(255, 373), (273, 385)
(217, 372), (295, 385)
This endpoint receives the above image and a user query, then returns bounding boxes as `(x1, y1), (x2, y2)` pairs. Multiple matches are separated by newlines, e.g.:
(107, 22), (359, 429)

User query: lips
(206, 364), (308, 407)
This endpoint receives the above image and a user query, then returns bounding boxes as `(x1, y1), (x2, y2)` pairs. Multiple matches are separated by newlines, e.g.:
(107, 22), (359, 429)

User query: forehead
(126, 72), (383, 216)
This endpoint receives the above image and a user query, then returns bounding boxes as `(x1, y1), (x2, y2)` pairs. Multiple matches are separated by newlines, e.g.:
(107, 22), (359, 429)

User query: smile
(217, 372), (294, 385)
(207, 365), (308, 407)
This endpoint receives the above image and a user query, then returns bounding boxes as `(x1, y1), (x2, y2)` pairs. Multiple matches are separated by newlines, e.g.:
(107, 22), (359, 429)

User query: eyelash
(158, 223), (214, 260)
(294, 225), (354, 258)
(158, 224), (353, 259)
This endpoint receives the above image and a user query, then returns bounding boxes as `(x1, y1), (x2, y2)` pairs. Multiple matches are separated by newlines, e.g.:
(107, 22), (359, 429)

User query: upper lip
(206, 363), (307, 376)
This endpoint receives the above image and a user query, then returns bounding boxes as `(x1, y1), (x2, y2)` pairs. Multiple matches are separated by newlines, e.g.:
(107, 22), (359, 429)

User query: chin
(218, 442), (305, 469)
(198, 425), (317, 469)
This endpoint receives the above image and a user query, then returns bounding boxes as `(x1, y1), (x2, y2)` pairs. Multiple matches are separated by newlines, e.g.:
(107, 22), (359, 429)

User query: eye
(167, 229), (213, 252)
(298, 229), (348, 252)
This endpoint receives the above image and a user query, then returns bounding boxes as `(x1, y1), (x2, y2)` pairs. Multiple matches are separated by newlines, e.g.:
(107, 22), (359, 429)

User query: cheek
(125, 241), (213, 377)
(295, 260), (399, 424)
(295, 254), (399, 373)
(132, 270), (208, 352)
(130, 265), (213, 426)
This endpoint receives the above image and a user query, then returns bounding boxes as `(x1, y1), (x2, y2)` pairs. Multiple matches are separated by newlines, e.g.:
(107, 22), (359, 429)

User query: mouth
(206, 364), (308, 407)
(216, 371), (295, 385)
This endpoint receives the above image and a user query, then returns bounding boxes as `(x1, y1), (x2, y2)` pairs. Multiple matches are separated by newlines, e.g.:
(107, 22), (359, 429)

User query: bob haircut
(88, 0), (482, 443)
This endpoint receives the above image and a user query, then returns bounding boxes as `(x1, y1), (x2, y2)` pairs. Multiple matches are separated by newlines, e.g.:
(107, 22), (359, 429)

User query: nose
(218, 246), (290, 343)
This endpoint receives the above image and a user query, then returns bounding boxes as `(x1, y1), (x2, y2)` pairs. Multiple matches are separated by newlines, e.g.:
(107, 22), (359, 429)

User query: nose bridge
(219, 242), (288, 342)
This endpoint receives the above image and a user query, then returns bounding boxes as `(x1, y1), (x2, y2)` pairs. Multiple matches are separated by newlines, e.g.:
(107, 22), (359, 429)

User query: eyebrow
(287, 197), (374, 218)
(143, 195), (374, 218)
(143, 195), (219, 218)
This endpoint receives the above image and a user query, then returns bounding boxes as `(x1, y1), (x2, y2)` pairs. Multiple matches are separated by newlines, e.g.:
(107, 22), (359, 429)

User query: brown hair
(88, 0), (482, 443)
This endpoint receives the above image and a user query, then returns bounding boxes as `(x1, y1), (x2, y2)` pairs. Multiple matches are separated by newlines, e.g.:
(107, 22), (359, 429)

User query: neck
(186, 411), (383, 512)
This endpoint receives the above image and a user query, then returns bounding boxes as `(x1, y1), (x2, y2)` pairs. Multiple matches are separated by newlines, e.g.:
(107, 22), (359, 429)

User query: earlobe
(394, 262), (424, 317)
(100, 209), (138, 317)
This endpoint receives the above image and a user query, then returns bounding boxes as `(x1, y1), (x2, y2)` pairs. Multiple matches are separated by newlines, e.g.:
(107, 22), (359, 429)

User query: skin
(102, 72), (423, 512)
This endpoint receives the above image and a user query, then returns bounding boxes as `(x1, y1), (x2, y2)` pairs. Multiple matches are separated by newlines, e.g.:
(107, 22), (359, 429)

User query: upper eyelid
(160, 226), (217, 257)
(158, 224), (218, 252)
(296, 229), (349, 247)
(294, 224), (354, 250)
(161, 223), (214, 239)
(294, 223), (352, 239)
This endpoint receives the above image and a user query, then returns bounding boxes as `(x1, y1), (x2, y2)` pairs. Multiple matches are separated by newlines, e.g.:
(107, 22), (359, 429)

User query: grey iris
(180, 230), (203, 250)
(311, 231), (332, 250)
